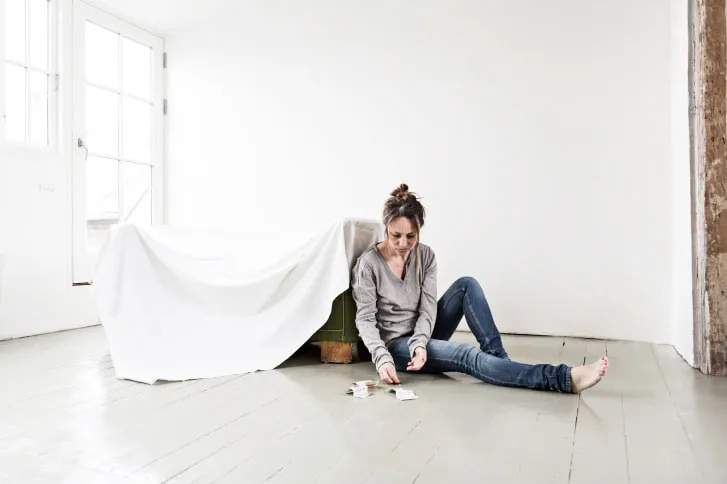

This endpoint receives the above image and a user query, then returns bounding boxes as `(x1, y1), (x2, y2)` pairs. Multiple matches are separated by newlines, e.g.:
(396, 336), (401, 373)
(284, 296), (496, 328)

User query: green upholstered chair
(308, 288), (361, 363)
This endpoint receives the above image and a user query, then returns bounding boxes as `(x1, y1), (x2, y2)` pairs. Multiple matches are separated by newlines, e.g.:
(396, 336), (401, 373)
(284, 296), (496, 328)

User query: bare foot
(570, 356), (608, 393)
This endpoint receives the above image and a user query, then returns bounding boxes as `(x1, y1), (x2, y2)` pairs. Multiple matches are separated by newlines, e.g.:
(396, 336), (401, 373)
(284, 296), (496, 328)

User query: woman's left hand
(407, 347), (427, 371)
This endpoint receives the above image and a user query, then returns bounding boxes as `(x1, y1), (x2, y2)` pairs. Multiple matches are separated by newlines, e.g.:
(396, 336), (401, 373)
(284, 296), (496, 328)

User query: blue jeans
(387, 277), (572, 392)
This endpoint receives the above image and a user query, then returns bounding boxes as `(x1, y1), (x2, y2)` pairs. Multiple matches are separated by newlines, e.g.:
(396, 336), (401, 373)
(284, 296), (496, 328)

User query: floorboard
(0, 326), (725, 483)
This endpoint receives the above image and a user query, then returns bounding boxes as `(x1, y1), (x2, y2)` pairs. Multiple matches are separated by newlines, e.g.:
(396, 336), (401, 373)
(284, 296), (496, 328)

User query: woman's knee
(455, 276), (482, 292)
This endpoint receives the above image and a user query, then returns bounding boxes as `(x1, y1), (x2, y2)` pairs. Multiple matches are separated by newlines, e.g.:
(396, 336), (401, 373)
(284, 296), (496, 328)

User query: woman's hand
(407, 347), (427, 371)
(378, 362), (401, 384)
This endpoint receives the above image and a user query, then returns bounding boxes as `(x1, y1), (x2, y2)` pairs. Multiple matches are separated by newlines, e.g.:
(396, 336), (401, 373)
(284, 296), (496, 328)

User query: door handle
(77, 138), (89, 160)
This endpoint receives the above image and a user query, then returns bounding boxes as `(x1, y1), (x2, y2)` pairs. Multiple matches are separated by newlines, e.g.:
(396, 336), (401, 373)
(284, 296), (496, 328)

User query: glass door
(71, 0), (165, 283)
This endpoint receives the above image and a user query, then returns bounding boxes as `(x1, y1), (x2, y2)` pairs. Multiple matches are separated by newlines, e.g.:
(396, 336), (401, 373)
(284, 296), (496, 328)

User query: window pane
(86, 85), (118, 157)
(122, 37), (151, 100)
(122, 97), (151, 162)
(123, 162), (152, 225)
(5, 64), (26, 142)
(85, 22), (118, 89)
(5, 0), (26, 63)
(29, 0), (48, 70)
(86, 156), (119, 255)
(29, 71), (48, 145)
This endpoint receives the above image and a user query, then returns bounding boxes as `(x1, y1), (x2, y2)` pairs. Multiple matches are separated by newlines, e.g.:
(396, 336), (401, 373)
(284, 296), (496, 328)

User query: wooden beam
(689, 0), (727, 376)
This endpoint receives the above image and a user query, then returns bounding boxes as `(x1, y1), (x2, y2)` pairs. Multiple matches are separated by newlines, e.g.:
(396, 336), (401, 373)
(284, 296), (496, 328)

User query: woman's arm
(351, 258), (394, 370)
(408, 247), (437, 357)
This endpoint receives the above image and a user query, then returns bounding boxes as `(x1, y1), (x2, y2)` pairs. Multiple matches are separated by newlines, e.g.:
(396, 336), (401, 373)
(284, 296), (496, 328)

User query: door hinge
(163, 52), (167, 68)
(163, 99), (168, 115)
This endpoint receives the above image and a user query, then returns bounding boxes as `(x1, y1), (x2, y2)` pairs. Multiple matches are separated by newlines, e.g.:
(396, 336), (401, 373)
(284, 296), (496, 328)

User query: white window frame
(70, 0), (166, 284)
(2, 0), (61, 151)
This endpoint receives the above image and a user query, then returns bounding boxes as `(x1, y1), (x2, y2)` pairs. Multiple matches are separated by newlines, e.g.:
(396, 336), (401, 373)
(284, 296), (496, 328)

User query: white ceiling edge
(76, 0), (236, 37)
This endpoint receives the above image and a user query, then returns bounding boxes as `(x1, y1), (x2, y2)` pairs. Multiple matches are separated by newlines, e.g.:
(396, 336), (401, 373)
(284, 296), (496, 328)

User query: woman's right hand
(378, 362), (400, 384)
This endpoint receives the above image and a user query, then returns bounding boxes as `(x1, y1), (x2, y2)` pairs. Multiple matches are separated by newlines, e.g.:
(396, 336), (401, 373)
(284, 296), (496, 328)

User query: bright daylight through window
(4, 0), (55, 146)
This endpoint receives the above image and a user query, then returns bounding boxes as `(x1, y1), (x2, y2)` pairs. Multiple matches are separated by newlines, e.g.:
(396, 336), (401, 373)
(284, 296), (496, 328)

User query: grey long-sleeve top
(350, 243), (438, 369)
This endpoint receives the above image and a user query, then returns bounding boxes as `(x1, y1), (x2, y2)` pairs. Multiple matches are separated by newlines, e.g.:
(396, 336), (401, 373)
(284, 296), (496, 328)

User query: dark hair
(382, 183), (426, 233)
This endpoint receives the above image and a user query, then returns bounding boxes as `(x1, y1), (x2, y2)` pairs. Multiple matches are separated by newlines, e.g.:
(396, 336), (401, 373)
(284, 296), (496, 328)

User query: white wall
(670, 0), (694, 365)
(0, 0), (5, 319)
(164, 1), (675, 344)
(1, 0), (693, 350)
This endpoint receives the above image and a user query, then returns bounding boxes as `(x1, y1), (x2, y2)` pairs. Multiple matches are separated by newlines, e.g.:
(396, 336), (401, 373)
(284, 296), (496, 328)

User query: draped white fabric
(92, 218), (383, 383)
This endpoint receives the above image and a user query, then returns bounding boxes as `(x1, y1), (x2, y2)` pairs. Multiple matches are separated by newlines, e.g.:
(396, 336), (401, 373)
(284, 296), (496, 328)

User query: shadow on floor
(276, 341), (372, 370)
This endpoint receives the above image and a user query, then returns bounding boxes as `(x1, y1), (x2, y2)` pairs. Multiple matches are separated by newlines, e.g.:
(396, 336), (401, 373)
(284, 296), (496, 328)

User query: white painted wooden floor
(1, 326), (726, 484)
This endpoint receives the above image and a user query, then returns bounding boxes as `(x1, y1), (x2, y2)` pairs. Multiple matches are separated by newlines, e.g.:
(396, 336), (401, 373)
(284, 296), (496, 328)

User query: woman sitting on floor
(351, 183), (607, 393)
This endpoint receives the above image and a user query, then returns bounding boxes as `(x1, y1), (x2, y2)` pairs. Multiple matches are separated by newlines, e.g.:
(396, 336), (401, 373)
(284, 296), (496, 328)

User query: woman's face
(386, 216), (417, 257)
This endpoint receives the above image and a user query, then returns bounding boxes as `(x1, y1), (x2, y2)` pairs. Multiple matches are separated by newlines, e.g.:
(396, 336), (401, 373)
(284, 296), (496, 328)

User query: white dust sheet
(92, 218), (383, 384)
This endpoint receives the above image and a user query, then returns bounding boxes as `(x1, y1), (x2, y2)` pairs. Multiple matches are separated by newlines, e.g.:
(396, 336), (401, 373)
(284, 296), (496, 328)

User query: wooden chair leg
(320, 341), (353, 363)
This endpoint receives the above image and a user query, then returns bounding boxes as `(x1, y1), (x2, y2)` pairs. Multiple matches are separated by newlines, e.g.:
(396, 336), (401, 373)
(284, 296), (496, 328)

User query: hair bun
(382, 183), (426, 230)
(391, 183), (410, 199)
